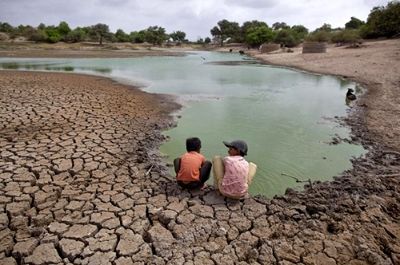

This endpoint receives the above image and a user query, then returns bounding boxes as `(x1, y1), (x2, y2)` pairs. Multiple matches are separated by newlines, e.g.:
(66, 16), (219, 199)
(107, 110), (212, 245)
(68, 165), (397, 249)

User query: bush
(65, 29), (86, 43)
(331, 29), (361, 44)
(29, 30), (47, 42)
(45, 28), (61, 43)
(273, 29), (300, 47)
(306, 31), (331, 42)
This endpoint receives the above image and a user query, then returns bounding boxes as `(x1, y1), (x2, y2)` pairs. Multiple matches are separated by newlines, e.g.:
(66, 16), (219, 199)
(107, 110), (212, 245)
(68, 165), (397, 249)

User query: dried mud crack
(1, 69), (400, 265)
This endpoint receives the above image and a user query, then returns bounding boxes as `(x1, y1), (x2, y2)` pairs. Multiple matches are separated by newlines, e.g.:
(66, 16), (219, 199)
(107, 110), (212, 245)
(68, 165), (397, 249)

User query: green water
(0, 52), (365, 197)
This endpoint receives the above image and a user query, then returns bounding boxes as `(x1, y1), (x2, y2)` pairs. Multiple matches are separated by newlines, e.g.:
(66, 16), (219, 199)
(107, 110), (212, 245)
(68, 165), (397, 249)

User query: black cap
(223, 140), (248, 156)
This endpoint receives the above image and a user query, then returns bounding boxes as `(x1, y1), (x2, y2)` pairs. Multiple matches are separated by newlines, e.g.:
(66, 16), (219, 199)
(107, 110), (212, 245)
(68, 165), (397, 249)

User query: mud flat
(1, 37), (400, 264)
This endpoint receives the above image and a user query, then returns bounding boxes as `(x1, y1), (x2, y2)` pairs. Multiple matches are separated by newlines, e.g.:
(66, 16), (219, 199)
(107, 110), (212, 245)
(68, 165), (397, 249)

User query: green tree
(65, 28), (87, 43)
(345, 17), (365, 29)
(272, 22), (290, 30)
(130, 30), (146, 43)
(0, 22), (14, 33)
(143, 26), (167, 45)
(210, 19), (240, 46)
(115, 29), (130, 42)
(204, 37), (211, 44)
(196, 37), (204, 44)
(240, 20), (268, 42)
(38, 23), (46, 30)
(244, 25), (275, 47)
(315, 23), (332, 32)
(291, 25), (309, 40)
(57, 21), (71, 39)
(90, 23), (110, 45)
(44, 26), (61, 43)
(169, 31), (186, 43)
(361, 1), (400, 38)
(274, 29), (300, 47)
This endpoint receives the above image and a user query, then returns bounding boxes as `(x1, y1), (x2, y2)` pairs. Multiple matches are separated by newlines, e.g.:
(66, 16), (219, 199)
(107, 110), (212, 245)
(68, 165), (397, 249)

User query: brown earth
(0, 41), (186, 58)
(0, 40), (400, 264)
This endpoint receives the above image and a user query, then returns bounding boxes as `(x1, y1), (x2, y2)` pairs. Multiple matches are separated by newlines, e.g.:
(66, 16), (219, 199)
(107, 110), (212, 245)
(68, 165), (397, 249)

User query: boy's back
(176, 151), (205, 182)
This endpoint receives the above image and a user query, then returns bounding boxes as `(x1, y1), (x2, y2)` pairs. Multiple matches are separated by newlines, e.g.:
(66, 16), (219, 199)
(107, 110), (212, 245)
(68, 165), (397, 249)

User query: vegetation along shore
(0, 1), (400, 264)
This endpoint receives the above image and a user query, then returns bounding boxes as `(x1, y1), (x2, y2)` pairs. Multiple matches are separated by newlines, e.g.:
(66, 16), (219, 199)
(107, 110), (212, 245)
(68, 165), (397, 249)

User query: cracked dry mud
(1, 70), (400, 265)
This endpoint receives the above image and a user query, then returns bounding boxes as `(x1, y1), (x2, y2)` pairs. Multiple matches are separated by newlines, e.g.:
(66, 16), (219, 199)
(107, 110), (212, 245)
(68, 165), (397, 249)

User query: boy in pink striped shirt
(213, 140), (257, 199)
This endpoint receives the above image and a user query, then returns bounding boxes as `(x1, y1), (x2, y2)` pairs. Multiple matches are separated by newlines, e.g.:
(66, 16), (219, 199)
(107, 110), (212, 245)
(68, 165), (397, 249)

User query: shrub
(331, 29), (361, 44)
(65, 29), (87, 43)
(29, 30), (47, 42)
(306, 31), (331, 42)
(273, 29), (300, 47)
(45, 28), (61, 43)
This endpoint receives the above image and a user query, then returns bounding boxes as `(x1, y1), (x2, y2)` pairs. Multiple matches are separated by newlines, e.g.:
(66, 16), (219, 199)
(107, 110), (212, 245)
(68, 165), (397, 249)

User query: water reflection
(0, 61), (111, 74)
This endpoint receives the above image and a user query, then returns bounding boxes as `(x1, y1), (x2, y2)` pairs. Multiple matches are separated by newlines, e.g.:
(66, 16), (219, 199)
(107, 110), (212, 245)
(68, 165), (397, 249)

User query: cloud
(224, 0), (277, 9)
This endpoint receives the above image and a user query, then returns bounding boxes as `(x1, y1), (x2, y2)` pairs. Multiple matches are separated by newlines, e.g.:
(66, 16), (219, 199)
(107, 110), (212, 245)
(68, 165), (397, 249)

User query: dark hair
(186, 137), (201, 152)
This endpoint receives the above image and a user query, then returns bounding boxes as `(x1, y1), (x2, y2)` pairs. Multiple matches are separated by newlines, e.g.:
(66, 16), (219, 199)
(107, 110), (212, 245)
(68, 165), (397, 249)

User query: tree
(244, 25), (275, 47)
(204, 37), (211, 44)
(345, 17), (365, 29)
(196, 37), (204, 44)
(169, 31), (186, 43)
(38, 23), (46, 30)
(143, 26), (167, 45)
(57, 21), (71, 39)
(0, 22), (14, 33)
(241, 20), (268, 42)
(130, 31), (146, 43)
(44, 26), (61, 43)
(65, 27), (87, 43)
(361, 1), (400, 38)
(115, 29), (130, 42)
(291, 25), (309, 40)
(90, 23), (110, 45)
(272, 22), (290, 30)
(274, 29), (300, 47)
(315, 23), (332, 32)
(210, 19), (240, 46)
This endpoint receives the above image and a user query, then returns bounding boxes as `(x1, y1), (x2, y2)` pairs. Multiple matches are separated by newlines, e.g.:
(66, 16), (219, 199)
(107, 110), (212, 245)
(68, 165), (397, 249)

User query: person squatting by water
(174, 137), (212, 189)
(213, 140), (257, 199)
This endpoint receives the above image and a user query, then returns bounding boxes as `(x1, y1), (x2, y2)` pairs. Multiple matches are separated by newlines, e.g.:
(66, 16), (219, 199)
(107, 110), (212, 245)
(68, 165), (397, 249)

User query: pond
(0, 51), (365, 197)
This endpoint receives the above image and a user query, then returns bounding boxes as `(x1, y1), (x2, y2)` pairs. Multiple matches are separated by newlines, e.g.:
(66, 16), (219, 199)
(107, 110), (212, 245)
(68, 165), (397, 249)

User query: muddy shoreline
(1, 41), (400, 264)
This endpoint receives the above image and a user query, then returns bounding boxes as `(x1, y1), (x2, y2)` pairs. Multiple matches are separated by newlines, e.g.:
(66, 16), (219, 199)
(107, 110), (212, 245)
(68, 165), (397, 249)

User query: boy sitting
(213, 140), (257, 199)
(174, 137), (212, 189)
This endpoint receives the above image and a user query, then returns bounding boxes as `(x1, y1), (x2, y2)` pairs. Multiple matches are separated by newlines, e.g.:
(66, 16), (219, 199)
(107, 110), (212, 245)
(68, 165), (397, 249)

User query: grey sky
(0, 0), (390, 40)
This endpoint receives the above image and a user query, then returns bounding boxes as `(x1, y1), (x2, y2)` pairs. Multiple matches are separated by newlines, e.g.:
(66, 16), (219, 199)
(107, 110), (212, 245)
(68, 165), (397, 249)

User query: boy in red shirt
(174, 137), (212, 189)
